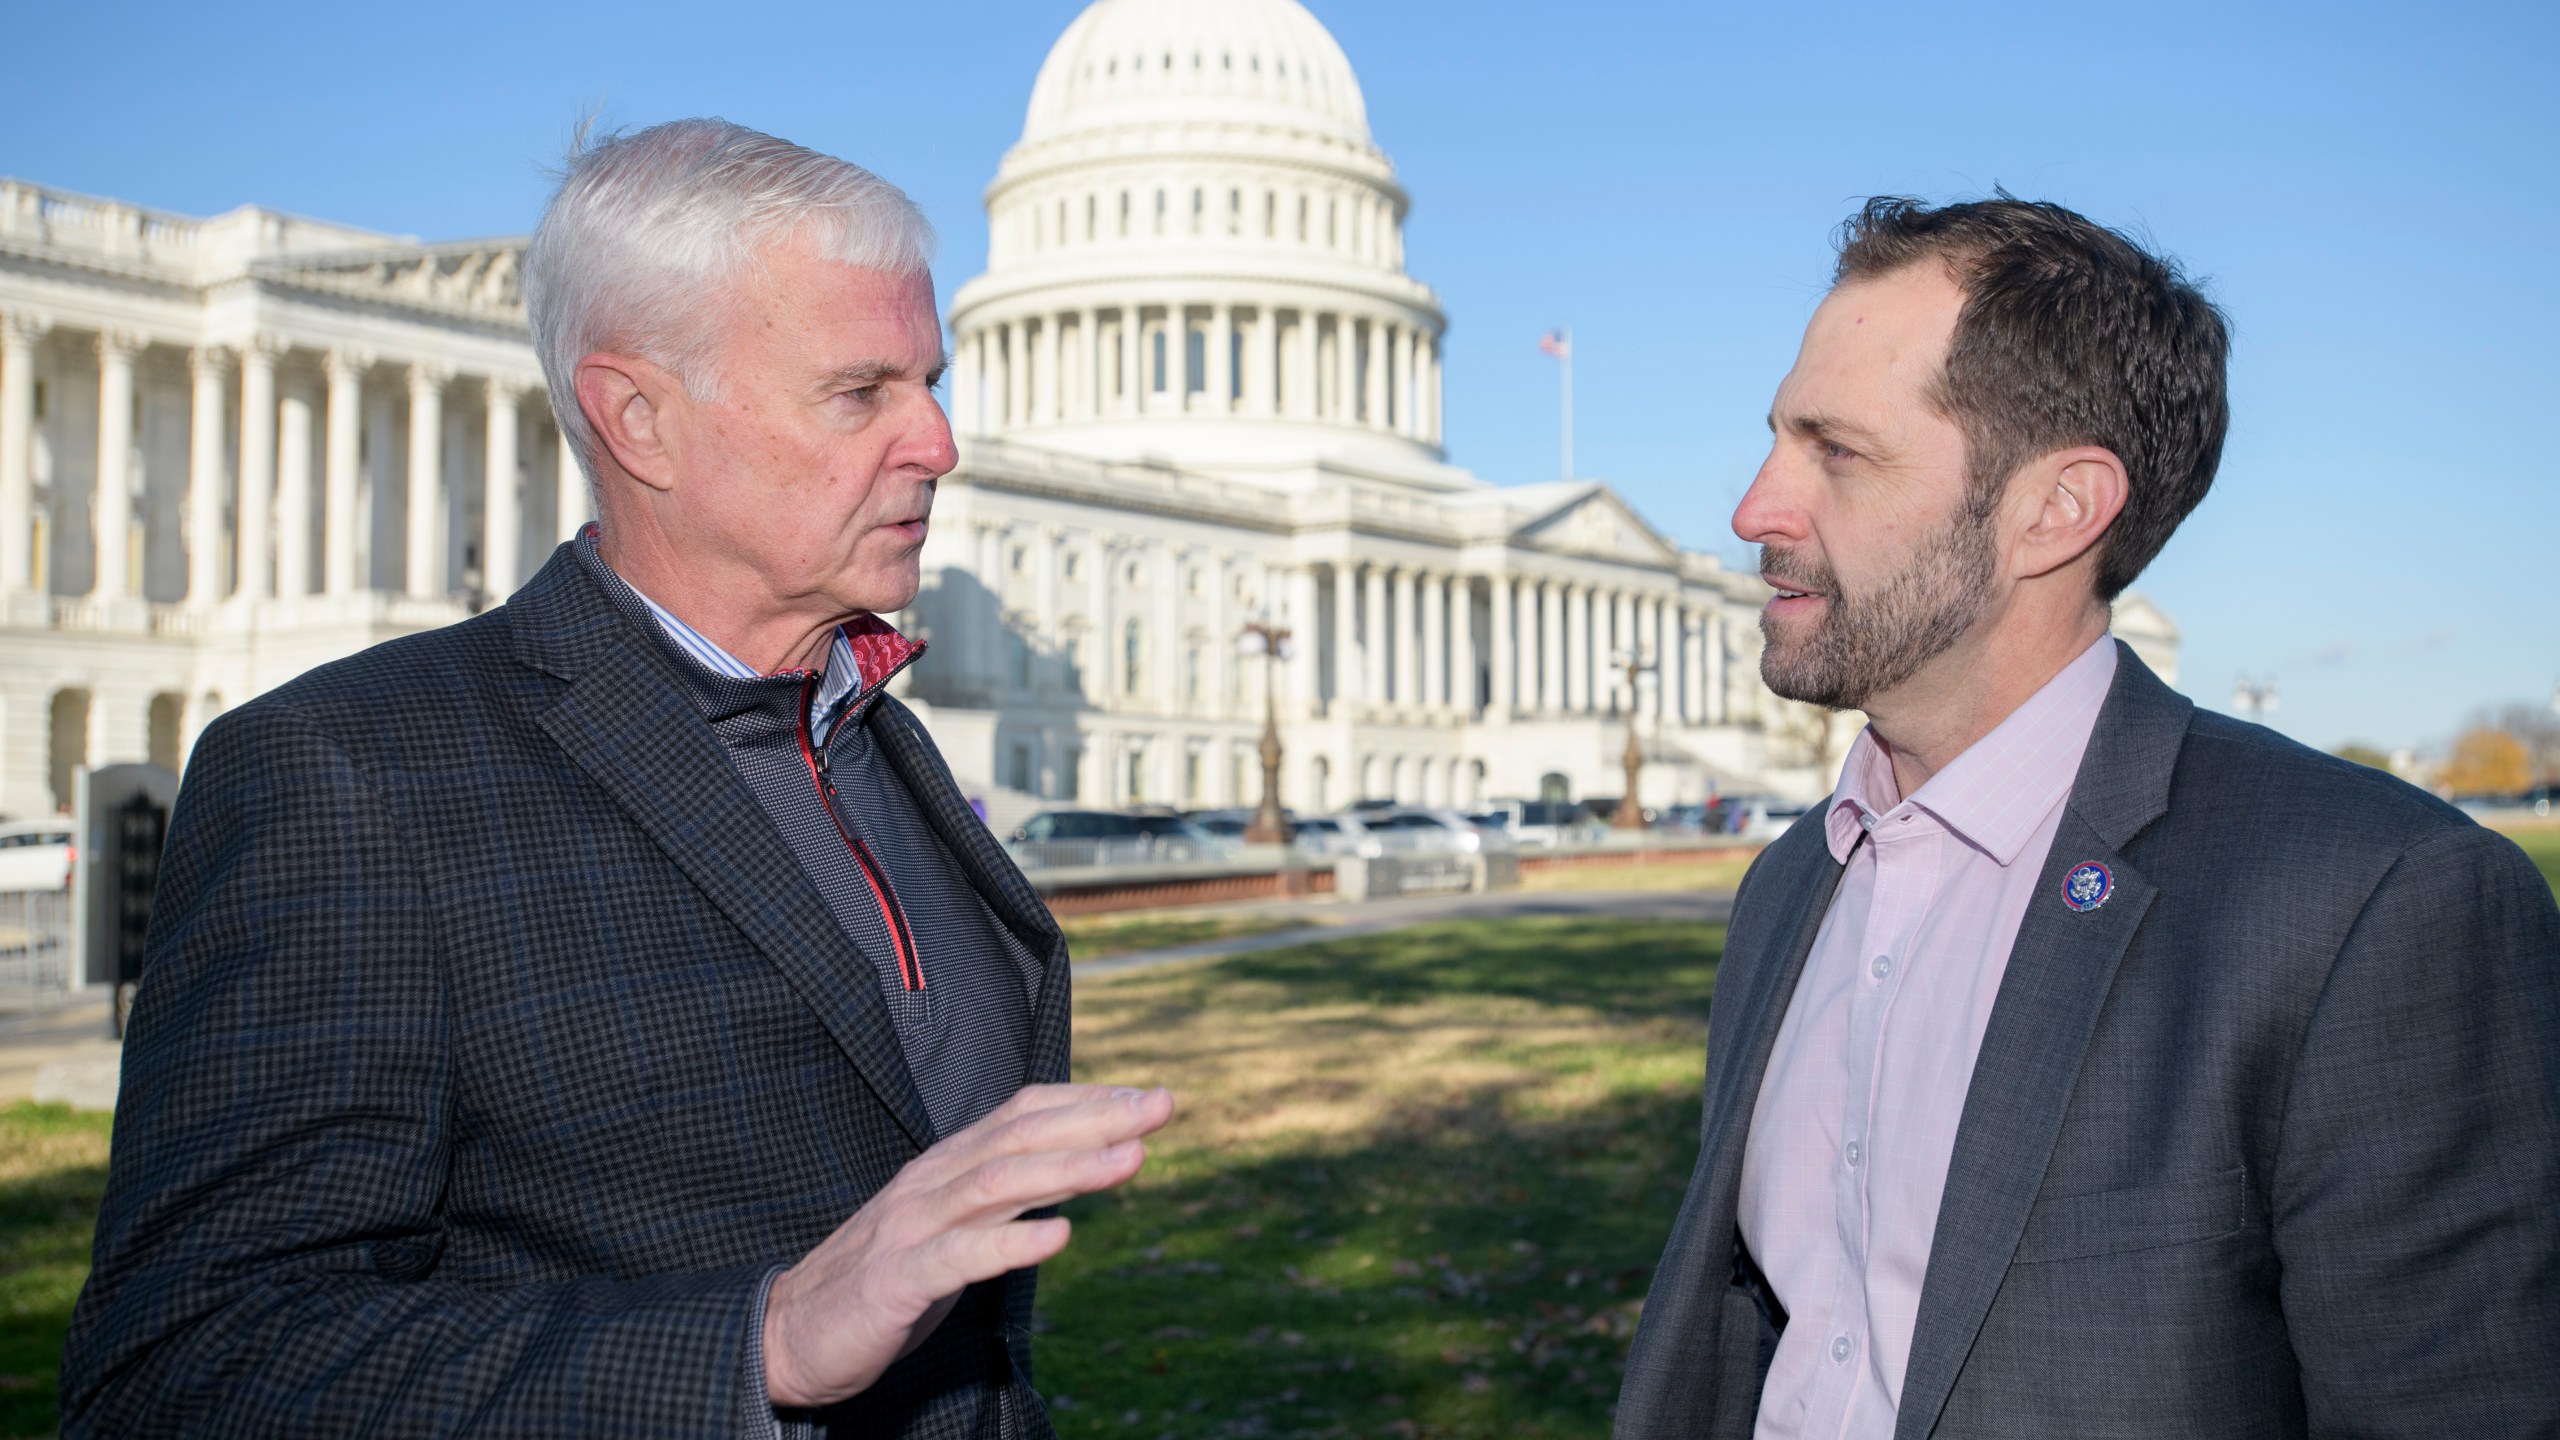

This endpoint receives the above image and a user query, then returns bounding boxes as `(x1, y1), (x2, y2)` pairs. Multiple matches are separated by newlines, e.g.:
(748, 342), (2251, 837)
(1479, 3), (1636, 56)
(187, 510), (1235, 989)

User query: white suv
(0, 819), (75, 892)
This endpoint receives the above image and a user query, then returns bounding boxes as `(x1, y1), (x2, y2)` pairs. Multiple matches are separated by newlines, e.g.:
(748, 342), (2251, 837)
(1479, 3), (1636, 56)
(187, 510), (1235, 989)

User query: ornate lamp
(1610, 646), (1656, 830)
(1237, 617), (1295, 844)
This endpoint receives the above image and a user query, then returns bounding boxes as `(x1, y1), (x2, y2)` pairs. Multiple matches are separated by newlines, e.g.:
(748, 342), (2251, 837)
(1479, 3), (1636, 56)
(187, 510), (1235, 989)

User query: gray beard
(1757, 509), (1999, 711)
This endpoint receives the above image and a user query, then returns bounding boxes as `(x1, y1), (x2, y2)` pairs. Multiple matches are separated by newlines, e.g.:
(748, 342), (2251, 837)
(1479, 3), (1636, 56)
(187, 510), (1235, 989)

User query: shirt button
(1831, 1335), (1853, 1363)
(1871, 955), (1892, 980)
(1844, 1140), (1863, 1166)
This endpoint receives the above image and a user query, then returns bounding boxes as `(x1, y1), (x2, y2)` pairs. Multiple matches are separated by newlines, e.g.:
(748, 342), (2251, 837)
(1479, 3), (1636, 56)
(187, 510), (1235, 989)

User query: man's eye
(1822, 441), (1854, 461)
(845, 385), (883, 403)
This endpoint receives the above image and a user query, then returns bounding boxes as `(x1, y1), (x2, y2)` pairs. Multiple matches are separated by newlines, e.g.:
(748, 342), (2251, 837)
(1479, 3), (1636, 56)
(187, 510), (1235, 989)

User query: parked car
(1284, 813), (1372, 858)
(1354, 808), (1513, 855)
(0, 819), (74, 892)
(1475, 799), (1602, 849)
(1180, 808), (1256, 840)
(1007, 809), (1223, 868)
(1717, 796), (1810, 841)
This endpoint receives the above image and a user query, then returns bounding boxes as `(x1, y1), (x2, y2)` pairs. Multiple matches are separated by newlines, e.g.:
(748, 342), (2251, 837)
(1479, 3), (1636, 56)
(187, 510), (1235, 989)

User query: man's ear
(2010, 445), (2127, 583)
(573, 354), (684, 493)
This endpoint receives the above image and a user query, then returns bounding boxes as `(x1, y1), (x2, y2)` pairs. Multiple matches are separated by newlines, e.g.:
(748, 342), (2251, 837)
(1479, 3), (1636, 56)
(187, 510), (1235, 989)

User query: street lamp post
(1237, 616), (1295, 844)
(1610, 646), (1656, 830)
(2232, 675), (2280, 725)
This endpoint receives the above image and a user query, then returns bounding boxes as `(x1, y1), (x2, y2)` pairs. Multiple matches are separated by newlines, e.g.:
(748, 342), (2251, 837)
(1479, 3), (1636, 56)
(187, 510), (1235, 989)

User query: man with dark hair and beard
(1614, 197), (2559, 1440)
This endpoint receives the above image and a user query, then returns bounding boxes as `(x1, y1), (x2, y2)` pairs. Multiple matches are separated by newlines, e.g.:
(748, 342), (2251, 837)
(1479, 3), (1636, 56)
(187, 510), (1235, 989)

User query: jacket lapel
(1620, 830), (1842, 1435)
(510, 549), (936, 1151)
(1893, 643), (2192, 1440)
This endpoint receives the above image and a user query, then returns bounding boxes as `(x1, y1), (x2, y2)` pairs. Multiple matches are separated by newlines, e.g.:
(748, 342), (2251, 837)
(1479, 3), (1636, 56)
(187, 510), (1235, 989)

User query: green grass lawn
(1045, 916), (1719, 1438)
(0, 1103), (111, 1438)
(1058, 908), (1317, 961)
(1518, 852), (1757, 895)
(2492, 823), (2560, 898)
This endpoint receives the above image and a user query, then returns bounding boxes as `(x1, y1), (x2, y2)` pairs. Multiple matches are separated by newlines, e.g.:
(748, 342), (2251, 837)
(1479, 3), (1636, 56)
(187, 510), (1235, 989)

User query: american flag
(1538, 329), (1571, 359)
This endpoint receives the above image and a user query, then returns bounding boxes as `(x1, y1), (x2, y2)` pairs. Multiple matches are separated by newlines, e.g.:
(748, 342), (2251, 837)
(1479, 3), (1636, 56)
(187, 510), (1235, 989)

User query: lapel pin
(2061, 860), (2113, 912)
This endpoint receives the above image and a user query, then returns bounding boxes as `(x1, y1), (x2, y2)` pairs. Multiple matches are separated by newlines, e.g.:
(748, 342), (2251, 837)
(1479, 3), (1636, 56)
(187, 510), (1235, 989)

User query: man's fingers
(938, 1138), (1147, 1224)
(903, 1216), (1074, 1301)
(977, 1087), (1175, 1163)
(902, 1087), (1170, 1192)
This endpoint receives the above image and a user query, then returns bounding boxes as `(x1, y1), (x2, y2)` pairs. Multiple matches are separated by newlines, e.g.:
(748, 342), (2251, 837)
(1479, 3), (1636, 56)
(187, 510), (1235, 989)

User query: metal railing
(0, 889), (73, 1003)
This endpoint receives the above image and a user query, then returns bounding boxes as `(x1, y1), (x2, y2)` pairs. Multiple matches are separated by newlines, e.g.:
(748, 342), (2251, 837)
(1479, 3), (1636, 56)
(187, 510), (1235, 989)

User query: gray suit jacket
(1616, 644), (2560, 1439)
(64, 543), (1070, 1437)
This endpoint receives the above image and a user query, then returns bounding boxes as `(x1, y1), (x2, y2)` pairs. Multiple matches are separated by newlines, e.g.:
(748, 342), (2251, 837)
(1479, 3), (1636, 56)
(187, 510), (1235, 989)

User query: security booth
(71, 763), (180, 1037)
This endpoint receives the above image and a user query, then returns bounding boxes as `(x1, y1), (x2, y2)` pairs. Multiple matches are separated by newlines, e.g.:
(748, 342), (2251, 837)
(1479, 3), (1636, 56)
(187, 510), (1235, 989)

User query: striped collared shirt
(625, 587), (867, 745)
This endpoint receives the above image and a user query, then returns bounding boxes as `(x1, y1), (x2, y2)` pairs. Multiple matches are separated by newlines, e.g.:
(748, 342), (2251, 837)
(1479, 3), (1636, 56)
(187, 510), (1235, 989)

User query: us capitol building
(0, 0), (2176, 825)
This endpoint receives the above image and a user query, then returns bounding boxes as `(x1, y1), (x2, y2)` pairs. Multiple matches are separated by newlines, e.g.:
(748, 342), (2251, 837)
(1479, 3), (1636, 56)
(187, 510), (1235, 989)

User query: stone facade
(0, 0), (2175, 825)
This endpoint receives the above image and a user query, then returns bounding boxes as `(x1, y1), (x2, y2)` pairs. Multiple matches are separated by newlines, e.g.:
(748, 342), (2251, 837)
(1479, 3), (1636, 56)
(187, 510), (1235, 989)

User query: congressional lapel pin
(2061, 860), (2113, 912)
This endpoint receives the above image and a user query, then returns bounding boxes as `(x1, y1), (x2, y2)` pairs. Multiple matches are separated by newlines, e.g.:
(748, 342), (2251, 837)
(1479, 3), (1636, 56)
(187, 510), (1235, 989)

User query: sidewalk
(0, 995), (118, 1107)
(1073, 885), (1735, 978)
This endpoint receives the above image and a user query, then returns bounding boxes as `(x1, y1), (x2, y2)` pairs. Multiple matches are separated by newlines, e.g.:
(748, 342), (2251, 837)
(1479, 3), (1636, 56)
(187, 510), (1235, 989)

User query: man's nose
(1732, 451), (1806, 547)
(907, 393), (960, 478)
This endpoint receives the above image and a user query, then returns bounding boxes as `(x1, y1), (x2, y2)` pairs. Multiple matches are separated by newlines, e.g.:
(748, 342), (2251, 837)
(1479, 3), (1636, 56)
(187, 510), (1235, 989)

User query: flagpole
(1560, 324), (1574, 480)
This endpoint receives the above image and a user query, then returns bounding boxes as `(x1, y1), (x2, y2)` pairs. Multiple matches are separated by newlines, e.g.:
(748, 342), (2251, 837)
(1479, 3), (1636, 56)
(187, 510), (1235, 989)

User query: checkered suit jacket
(1615, 644), (2560, 1439)
(60, 542), (1073, 1438)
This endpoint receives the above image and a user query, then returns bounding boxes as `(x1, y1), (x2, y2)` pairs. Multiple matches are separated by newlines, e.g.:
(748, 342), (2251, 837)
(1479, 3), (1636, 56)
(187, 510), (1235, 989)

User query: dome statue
(946, 0), (1455, 483)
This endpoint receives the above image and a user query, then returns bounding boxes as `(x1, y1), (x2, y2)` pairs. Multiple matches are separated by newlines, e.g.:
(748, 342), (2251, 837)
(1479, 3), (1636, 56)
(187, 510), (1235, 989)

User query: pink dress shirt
(1736, 633), (2119, 1440)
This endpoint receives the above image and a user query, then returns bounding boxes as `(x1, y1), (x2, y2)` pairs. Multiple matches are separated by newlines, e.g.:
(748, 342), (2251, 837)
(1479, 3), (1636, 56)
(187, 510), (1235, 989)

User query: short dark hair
(1833, 195), (2229, 599)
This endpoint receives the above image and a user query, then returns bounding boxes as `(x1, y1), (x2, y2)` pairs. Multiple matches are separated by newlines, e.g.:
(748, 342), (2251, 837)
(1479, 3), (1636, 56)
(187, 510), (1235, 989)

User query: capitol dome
(946, 0), (1451, 479)
(1019, 0), (1374, 151)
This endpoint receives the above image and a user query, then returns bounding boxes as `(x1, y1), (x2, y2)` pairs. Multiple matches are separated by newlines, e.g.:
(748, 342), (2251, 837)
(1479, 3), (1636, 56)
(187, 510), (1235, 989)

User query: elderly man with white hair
(62, 120), (1169, 1439)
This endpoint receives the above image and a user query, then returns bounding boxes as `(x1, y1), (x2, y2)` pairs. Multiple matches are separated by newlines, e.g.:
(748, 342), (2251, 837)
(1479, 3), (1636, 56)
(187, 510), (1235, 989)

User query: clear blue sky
(9, 0), (2554, 753)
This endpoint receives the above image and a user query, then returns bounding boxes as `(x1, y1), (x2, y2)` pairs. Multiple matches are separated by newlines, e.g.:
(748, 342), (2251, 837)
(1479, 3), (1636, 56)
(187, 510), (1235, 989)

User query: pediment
(1516, 485), (1680, 567)
(255, 239), (528, 324)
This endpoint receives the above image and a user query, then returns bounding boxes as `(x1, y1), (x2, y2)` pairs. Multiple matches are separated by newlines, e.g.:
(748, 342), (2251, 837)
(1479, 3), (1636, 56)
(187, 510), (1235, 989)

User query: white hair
(523, 118), (937, 490)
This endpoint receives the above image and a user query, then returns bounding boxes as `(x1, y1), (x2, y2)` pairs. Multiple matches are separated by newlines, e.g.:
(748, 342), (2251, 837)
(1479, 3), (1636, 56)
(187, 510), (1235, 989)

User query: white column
(0, 314), (46, 591)
(405, 363), (449, 600)
(1556, 584), (1577, 712)
(1331, 315), (1356, 424)
(949, 329), (977, 436)
(1658, 589), (1679, 717)
(1004, 320), (1026, 429)
(1560, 583), (1584, 713)
(276, 375), (316, 598)
(1397, 325), (1419, 436)
(1208, 304), (1234, 414)
(1331, 562), (1359, 707)
(556, 420), (590, 544)
(1363, 320), (1389, 430)
(482, 376), (523, 598)
(1039, 315), (1063, 425)
(1080, 308), (1101, 420)
(93, 330), (145, 598)
(1450, 575), (1477, 719)
(233, 335), (282, 603)
(1172, 305), (1195, 410)
(1426, 336), (1444, 445)
(1274, 304), (1300, 412)
(186, 345), (232, 604)
(1118, 310), (1141, 416)
(1363, 563), (1389, 707)
(1487, 575), (1514, 720)
(1287, 564), (1320, 718)
(1420, 570), (1446, 711)
(323, 347), (367, 595)
(1391, 567), (1420, 708)
(1706, 607), (1728, 725)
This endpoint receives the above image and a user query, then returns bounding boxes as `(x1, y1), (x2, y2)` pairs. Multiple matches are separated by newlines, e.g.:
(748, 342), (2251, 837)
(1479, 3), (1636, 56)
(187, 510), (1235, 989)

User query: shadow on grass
(0, 1103), (112, 1440)
(1037, 1082), (1702, 1440)
(1041, 916), (1724, 1438)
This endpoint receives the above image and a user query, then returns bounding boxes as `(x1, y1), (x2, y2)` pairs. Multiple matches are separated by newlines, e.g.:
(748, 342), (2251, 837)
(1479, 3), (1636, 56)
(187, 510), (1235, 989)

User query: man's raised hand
(761, 1082), (1175, 1408)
